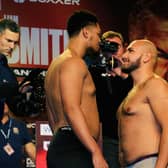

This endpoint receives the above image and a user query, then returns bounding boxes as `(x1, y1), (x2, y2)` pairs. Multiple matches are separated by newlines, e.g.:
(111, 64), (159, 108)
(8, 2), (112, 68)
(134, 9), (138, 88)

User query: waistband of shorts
(58, 126), (72, 131)
(126, 153), (158, 166)
(57, 126), (98, 142)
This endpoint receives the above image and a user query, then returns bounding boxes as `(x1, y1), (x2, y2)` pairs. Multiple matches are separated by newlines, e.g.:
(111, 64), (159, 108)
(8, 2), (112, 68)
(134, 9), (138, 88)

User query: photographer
(0, 19), (36, 168)
(89, 31), (133, 168)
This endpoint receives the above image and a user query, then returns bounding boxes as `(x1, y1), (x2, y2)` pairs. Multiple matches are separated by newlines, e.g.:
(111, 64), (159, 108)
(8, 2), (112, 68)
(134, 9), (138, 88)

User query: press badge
(3, 143), (15, 155)
(13, 127), (19, 134)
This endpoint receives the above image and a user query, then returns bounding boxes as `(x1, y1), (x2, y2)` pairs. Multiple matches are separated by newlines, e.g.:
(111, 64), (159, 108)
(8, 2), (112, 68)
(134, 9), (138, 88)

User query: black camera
(99, 39), (119, 70)
(99, 39), (119, 53)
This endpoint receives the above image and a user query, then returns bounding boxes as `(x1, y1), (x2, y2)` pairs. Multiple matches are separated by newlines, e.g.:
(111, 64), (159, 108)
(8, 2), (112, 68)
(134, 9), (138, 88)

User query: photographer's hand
(110, 55), (128, 79)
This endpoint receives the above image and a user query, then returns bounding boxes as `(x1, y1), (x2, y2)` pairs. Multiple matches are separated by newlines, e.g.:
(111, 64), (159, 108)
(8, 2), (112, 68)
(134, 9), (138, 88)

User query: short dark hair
(0, 19), (20, 34)
(67, 10), (98, 38)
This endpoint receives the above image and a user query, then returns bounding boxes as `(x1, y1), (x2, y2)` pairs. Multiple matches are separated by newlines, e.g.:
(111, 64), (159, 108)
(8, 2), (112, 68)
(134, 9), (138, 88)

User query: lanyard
(0, 119), (12, 140)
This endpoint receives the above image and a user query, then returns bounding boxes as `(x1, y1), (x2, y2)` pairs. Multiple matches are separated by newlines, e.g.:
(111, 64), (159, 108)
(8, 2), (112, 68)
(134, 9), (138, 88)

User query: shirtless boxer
(45, 10), (108, 168)
(118, 39), (168, 168)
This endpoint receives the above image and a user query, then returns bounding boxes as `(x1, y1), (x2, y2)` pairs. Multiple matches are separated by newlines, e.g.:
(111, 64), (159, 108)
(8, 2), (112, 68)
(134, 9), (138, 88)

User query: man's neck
(132, 70), (154, 86)
(68, 38), (86, 58)
(1, 115), (9, 124)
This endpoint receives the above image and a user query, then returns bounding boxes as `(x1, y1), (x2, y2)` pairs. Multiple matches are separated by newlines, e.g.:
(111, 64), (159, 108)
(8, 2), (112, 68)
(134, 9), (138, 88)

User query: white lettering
(8, 46), (19, 64)
(38, 0), (47, 2)
(40, 124), (53, 136)
(4, 14), (19, 23)
(64, 0), (72, 5)
(27, 123), (36, 129)
(26, 158), (35, 167)
(41, 29), (49, 65)
(23, 0), (80, 5)
(63, 30), (69, 50)
(72, 0), (80, 5)
(9, 27), (68, 67)
(46, 0), (64, 4)
(43, 141), (51, 151)
(13, 68), (46, 77)
(13, 68), (30, 76)
(49, 29), (62, 58)
(20, 27), (40, 65)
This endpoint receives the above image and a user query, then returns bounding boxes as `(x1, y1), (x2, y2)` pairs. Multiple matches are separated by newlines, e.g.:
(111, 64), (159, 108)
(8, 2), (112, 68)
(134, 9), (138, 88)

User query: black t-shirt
(0, 118), (32, 168)
(0, 54), (18, 99)
(0, 54), (18, 119)
(89, 65), (133, 140)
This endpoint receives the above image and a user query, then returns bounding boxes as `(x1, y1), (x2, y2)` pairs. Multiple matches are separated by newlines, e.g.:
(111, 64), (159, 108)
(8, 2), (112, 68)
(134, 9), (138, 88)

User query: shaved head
(130, 39), (157, 55)
(130, 39), (157, 64)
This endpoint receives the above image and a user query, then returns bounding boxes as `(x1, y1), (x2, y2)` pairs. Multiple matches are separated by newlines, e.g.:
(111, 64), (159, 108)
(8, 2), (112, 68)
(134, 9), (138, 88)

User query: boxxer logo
(13, 0), (80, 5)
(13, 0), (25, 3)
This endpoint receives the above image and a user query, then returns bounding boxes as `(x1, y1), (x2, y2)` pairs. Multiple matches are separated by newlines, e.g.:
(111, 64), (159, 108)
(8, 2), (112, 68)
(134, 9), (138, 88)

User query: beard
(122, 57), (141, 74)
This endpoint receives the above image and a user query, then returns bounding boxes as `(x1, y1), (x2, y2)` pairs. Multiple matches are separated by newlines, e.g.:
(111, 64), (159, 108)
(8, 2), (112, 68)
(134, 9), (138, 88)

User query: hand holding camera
(99, 39), (121, 76)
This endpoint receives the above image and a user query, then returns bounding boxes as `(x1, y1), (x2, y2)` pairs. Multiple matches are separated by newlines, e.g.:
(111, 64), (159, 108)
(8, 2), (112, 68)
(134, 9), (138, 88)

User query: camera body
(99, 39), (119, 70)
(99, 39), (119, 53)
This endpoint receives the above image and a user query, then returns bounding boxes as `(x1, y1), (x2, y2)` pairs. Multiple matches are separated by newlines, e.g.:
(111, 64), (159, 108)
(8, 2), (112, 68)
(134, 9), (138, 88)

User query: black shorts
(47, 126), (94, 168)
